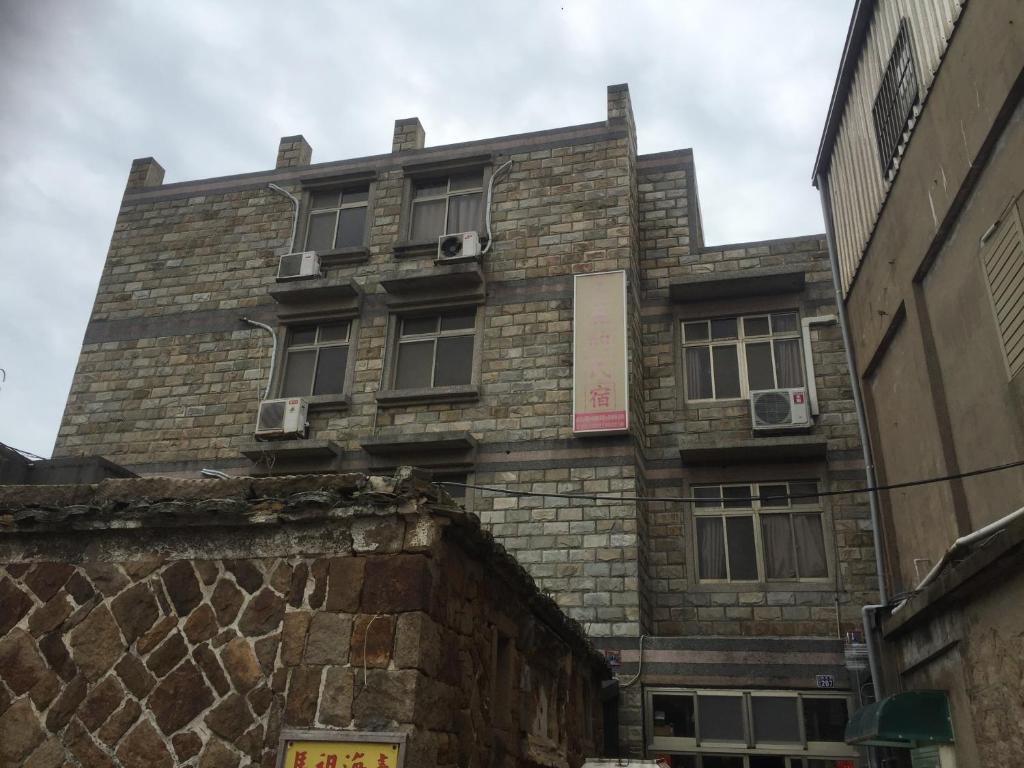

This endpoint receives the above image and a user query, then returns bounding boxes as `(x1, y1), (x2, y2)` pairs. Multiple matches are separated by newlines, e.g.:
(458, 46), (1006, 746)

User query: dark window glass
(749, 757), (786, 768)
(440, 311), (476, 332)
(751, 696), (801, 743)
(449, 170), (484, 191)
(744, 316), (770, 336)
(722, 485), (751, 509)
(746, 342), (775, 390)
(710, 317), (738, 340)
(698, 695), (744, 741)
(312, 346), (347, 396)
(696, 518), (726, 580)
(759, 484), (789, 507)
(726, 517), (758, 580)
(402, 317), (438, 336)
(414, 178), (448, 198)
(803, 697), (849, 742)
(335, 206), (366, 248)
(684, 321), (709, 342)
(342, 188), (368, 204)
(281, 349), (315, 397)
(771, 312), (799, 333)
(790, 481), (819, 504)
(311, 191), (339, 209)
(651, 694), (695, 738)
(686, 346), (713, 399)
(692, 486), (722, 508)
(319, 323), (349, 343)
(290, 326), (317, 345)
(395, 340), (434, 389)
(434, 336), (474, 386)
(306, 212), (335, 252)
(701, 757), (743, 768)
(712, 346), (741, 398)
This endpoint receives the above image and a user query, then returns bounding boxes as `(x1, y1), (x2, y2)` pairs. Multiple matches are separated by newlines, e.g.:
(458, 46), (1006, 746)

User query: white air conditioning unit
(277, 251), (320, 281)
(750, 388), (811, 431)
(255, 397), (308, 439)
(437, 231), (481, 261)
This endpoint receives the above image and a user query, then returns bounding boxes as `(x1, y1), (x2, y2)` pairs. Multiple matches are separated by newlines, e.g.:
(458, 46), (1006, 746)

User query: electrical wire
(437, 456), (1024, 506)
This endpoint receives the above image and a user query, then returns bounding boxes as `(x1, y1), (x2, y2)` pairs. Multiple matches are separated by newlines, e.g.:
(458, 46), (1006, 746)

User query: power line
(438, 457), (1024, 505)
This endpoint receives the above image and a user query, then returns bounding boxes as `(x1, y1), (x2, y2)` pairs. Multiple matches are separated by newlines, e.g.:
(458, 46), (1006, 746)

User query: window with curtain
(394, 310), (476, 389)
(692, 481), (828, 582)
(304, 187), (369, 251)
(409, 169), (484, 241)
(682, 312), (804, 401)
(279, 321), (351, 397)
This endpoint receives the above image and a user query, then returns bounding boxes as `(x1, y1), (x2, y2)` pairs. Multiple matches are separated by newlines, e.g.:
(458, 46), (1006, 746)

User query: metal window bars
(872, 18), (920, 177)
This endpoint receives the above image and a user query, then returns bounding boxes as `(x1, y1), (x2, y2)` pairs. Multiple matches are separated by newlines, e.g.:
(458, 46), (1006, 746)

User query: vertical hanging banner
(573, 270), (629, 434)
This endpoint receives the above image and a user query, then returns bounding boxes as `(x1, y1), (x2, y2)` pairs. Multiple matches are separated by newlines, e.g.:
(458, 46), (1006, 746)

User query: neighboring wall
(821, 0), (966, 293)
(831, 0), (1024, 593)
(0, 472), (607, 768)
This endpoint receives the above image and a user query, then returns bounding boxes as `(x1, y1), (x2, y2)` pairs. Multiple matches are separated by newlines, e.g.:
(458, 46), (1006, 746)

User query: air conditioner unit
(255, 397), (308, 439)
(750, 388), (811, 431)
(437, 231), (481, 261)
(277, 251), (320, 281)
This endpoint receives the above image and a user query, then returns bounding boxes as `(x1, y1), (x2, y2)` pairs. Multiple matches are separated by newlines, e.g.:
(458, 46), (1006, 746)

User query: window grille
(872, 18), (919, 177)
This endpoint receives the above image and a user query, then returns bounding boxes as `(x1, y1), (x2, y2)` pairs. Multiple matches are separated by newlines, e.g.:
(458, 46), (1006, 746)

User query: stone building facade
(0, 470), (608, 768)
(814, 0), (1024, 764)
(50, 84), (876, 764)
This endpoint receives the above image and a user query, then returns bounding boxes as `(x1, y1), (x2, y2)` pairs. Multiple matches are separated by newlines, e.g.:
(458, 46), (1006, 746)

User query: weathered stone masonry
(49, 84), (879, 756)
(0, 471), (608, 767)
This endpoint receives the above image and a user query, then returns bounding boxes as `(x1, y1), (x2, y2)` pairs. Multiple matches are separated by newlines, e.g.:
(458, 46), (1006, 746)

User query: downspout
(241, 317), (277, 400)
(816, 174), (889, 747)
(815, 173), (888, 607)
(268, 183), (300, 253)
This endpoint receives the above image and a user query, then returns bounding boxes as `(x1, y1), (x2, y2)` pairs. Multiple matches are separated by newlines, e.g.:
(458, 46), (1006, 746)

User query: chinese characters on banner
(284, 740), (400, 768)
(573, 270), (628, 434)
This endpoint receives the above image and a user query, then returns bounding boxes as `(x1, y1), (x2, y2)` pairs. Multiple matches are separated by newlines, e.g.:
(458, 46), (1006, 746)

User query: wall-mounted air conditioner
(750, 388), (811, 431)
(277, 251), (320, 281)
(255, 398), (308, 439)
(437, 231), (481, 261)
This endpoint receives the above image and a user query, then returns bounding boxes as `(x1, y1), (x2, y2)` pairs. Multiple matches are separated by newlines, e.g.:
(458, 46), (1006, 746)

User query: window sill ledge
(318, 247), (370, 267)
(393, 240), (438, 259)
(375, 385), (479, 407)
(304, 394), (351, 411)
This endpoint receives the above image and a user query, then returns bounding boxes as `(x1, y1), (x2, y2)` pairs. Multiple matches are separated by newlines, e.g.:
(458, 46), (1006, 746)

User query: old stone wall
(0, 473), (607, 768)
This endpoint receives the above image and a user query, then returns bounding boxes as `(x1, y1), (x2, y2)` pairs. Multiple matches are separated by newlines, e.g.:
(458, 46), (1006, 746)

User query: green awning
(845, 691), (954, 747)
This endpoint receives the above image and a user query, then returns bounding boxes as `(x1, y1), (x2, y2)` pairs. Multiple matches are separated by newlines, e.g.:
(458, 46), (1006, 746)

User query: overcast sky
(0, 0), (852, 458)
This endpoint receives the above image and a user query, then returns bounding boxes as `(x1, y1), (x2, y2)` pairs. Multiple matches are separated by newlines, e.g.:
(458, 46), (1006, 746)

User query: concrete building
(50, 84), (877, 764)
(814, 1), (1024, 765)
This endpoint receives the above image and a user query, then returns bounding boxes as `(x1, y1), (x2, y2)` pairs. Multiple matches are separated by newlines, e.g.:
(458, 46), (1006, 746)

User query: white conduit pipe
(481, 159), (513, 255)
(801, 314), (837, 416)
(268, 183), (300, 253)
(893, 504), (1024, 613)
(240, 317), (277, 400)
(619, 634), (647, 687)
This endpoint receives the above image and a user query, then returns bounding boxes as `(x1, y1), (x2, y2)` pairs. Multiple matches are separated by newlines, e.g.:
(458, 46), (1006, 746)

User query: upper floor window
(394, 310), (476, 389)
(693, 481), (827, 582)
(872, 18), (919, 177)
(409, 170), (484, 241)
(280, 321), (351, 397)
(682, 312), (803, 401)
(305, 187), (369, 252)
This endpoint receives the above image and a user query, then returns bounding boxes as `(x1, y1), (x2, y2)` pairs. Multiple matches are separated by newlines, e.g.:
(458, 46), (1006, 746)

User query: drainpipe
(815, 174), (888, 608)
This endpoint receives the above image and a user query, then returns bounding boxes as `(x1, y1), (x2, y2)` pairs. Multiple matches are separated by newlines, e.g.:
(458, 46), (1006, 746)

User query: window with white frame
(692, 481), (828, 582)
(279, 321), (351, 397)
(409, 170), (484, 241)
(305, 187), (369, 252)
(394, 310), (476, 389)
(682, 313), (803, 401)
(646, 688), (857, 767)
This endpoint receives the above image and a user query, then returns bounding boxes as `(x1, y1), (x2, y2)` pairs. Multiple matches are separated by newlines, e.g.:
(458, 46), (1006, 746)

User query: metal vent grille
(257, 400), (285, 431)
(981, 205), (1024, 379)
(438, 235), (463, 259)
(279, 253), (303, 277)
(753, 391), (792, 425)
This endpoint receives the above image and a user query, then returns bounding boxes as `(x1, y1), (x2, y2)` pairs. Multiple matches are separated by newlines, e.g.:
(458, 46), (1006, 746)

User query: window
(682, 313), (803, 401)
(305, 187), (369, 251)
(409, 170), (484, 241)
(394, 310), (476, 389)
(980, 202), (1024, 379)
(693, 481), (827, 582)
(872, 18), (919, 177)
(647, 689), (856, 766)
(280, 321), (351, 397)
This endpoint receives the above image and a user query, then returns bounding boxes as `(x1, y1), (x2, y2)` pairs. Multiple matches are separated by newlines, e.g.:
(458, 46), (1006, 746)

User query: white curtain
(697, 518), (726, 579)
(761, 515), (797, 579)
(774, 338), (804, 387)
(794, 514), (828, 577)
